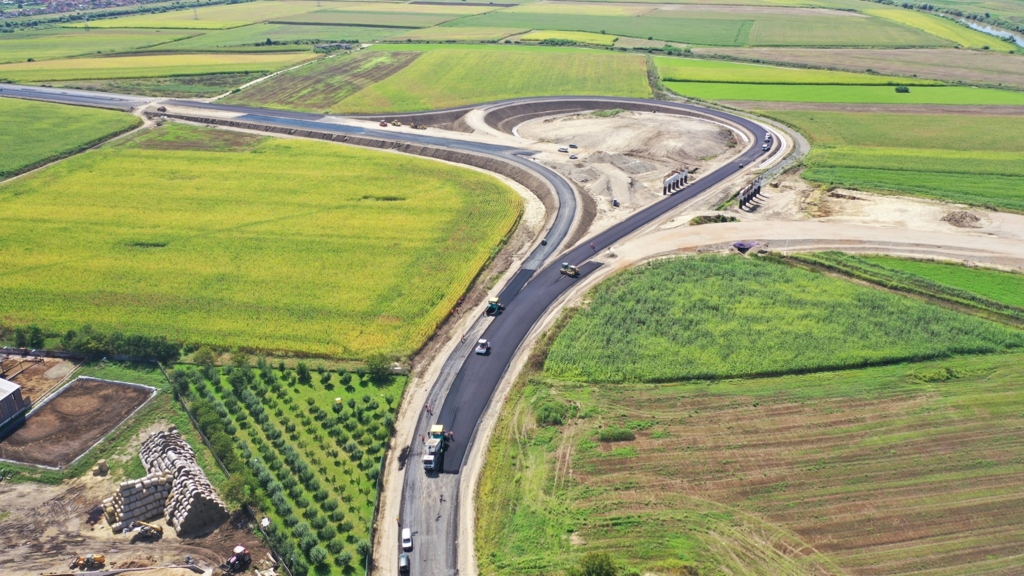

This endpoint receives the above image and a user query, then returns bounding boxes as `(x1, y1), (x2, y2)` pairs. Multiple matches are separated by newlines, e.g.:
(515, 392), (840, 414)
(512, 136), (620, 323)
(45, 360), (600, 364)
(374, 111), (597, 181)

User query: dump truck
(485, 297), (504, 316)
(422, 424), (447, 471)
(560, 263), (580, 278)
(70, 554), (105, 570)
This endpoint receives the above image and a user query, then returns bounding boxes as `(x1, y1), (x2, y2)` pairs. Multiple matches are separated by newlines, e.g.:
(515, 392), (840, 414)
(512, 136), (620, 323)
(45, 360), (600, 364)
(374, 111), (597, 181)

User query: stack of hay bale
(105, 426), (230, 537)
(103, 471), (174, 532)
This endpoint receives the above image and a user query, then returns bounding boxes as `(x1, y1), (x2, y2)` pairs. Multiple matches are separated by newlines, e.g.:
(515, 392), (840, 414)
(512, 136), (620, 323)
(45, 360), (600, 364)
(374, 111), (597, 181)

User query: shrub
(598, 427), (635, 442)
(319, 524), (337, 540)
(299, 535), (317, 553)
(329, 509), (345, 522)
(283, 514), (299, 527)
(567, 552), (617, 576)
(308, 545), (328, 565)
(535, 401), (571, 426)
(335, 551), (353, 567)
(310, 514), (327, 530)
(356, 539), (372, 557)
(327, 538), (344, 554)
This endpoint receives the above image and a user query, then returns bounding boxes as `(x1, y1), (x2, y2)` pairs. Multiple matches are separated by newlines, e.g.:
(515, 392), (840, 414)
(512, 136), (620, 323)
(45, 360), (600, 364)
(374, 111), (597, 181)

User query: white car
(402, 527), (413, 551)
(474, 339), (491, 355)
(558, 147), (569, 153)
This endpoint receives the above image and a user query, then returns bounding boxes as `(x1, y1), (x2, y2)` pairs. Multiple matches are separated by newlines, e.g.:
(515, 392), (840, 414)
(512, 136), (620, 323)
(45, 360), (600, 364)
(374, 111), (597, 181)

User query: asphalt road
(0, 83), (153, 110)
(0, 84), (769, 574)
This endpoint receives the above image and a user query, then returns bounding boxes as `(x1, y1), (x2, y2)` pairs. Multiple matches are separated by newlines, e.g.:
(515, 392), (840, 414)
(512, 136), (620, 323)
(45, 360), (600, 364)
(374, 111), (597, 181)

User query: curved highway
(0, 84), (774, 575)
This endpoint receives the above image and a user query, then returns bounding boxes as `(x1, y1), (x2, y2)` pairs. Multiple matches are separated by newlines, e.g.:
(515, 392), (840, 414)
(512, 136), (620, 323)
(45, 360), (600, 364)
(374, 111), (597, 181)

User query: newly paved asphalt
(0, 84), (769, 574)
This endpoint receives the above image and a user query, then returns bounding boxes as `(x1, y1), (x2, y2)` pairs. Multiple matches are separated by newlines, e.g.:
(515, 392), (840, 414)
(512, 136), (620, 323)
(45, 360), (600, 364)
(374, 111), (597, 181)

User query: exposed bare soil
(695, 47), (1024, 90)
(0, 469), (269, 576)
(0, 356), (76, 405)
(0, 378), (152, 468)
(517, 110), (735, 234)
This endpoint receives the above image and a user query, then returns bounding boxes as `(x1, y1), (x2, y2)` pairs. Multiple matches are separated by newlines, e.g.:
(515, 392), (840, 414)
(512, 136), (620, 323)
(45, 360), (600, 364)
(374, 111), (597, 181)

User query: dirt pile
(942, 210), (984, 228)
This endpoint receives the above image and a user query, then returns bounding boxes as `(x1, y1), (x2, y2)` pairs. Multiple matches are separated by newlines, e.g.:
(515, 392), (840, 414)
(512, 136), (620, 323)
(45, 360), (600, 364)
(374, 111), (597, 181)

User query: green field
(333, 45), (650, 112)
(543, 255), (1023, 383)
(520, 30), (618, 45)
(0, 123), (522, 358)
(655, 55), (940, 85)
(182, 362), (405, 575)
(770, 111), (1024, 211)
(0, 28), (195, 63)
(66, 0), (323, 29)
(44, 72), (266, 98)
(385, 26), (527, 42)
(447, 7), (949, 47)
(223, 50), (421, 112)
(0, 98), (140, 180)
(273, 10), (462, 28)
(864, 257), (1024, 309)
(478, 351), (1024, 575)
(665, 81), (1024, 104)
(147, 23), (395, 51)
(0, 52), (317, 82)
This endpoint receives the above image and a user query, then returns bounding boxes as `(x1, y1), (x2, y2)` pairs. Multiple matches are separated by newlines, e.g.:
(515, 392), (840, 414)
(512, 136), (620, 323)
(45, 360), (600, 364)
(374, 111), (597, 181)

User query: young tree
(365, 353), (391, 382)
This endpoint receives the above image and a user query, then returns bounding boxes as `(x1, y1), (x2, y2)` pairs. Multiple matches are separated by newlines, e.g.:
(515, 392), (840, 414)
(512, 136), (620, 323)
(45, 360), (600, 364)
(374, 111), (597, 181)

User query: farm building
(0, 377), (29, 432)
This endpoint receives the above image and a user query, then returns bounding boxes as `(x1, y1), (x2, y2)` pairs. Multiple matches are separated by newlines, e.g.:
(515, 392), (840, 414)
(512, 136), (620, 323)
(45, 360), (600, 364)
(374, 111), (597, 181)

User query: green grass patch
(0, 122), (522, 358)
(665, 81), (1024, 104)
(335, 45), (650, 112)
(273, 10), (458, 28)
(0, 52), (317, 82)
(520, 30), (618, 45)
(543, 255), (1024, 383)
(769, 111), (1024, 211)
(863, 256), (1024, 309)
(0, 97), (140, 180)
(0, 28), (195, 63)
(478, 351), (1024, 575)
(183, 362), (404, 574)
(654, 54), (940, 85)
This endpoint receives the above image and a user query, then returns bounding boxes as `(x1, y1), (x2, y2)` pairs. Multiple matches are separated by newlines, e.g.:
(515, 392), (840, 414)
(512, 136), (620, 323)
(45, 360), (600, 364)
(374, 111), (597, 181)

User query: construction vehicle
(485, 297), (504, 316)
(560, 263), (580, 278)
(129, 520), (163, 539)
(224, 545), (251, 573)
(390, 120), (402, 127)
(422, 424), (448, 471)
(409, 121), (428, 130)
(474, 339), (491, 355)
(69, 554), (105, 570)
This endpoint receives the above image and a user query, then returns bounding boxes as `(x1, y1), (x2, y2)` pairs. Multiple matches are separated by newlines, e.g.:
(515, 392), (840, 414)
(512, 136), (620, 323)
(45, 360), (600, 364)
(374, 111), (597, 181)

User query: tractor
(560, 263), (580, 278)
(224, 545), (252, 573)
(69, 554), (105, 570)
(485, 297), (504, 316)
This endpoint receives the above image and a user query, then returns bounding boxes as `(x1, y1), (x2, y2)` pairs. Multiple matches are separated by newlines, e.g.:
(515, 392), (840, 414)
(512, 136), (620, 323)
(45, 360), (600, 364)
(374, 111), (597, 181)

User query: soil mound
(942, 211), (983, 228)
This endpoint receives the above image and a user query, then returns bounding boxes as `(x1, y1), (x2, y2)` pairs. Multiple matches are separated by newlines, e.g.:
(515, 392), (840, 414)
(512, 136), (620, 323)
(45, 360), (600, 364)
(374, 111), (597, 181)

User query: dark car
(399, 553), (410, 574)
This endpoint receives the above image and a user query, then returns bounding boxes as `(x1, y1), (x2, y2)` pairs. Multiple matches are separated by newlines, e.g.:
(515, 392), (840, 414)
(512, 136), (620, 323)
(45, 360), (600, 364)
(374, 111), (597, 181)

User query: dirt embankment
(518, 111), (735, 235)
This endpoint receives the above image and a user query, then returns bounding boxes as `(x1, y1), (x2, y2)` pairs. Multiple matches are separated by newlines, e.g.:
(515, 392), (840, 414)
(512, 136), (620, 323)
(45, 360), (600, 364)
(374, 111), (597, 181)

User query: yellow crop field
(66, 0), (323, 29)
(865, 8), (1014, 51)
(654, 55), (942, 85)
(0, 52), (317, 82)
(521, 30), (618, 45)
(318, 2), (497, 14)
(386, 27), (527, 42)
(0, 123), (522, 358)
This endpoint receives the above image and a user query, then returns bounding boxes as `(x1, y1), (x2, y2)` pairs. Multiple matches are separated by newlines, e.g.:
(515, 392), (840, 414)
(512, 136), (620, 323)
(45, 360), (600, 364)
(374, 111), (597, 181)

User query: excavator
(560, 263), (580, 278)
(69, 554), (105, 570)
(129, 520), (163, 539)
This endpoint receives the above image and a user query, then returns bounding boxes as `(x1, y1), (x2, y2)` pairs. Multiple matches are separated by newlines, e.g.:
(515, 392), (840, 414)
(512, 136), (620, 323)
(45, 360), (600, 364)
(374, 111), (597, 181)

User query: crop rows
(654, 55), (941, 85)
(543, 255), (1024, 383)
(0, 52), (316, 82)
(792, 252), (1024, 320)
(184, 359), (404, 576)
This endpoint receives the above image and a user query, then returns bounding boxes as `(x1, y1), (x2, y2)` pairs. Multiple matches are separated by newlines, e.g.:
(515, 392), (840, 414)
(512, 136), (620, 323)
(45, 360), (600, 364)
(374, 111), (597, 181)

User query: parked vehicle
(402, 528), (413, 551)
(399, 553), (411, 573)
